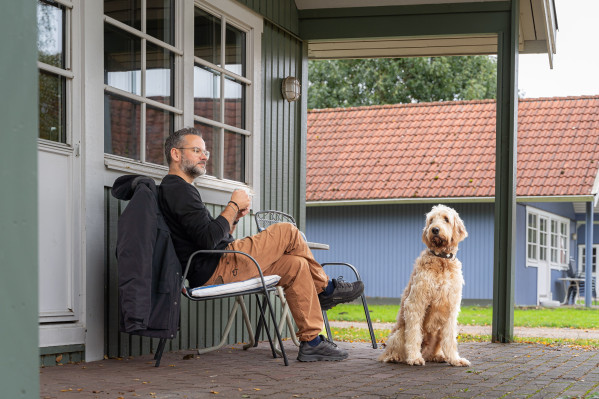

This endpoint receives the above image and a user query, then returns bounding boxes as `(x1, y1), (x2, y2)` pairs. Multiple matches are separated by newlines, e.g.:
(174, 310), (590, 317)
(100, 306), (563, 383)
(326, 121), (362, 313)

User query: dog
(378, 204), (470, 367)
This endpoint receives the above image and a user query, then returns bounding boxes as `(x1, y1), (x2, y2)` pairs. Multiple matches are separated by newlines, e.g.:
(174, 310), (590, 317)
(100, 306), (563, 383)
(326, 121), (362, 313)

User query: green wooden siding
(105, 188), (295, 358)
(235, 0), (299, 36)
(261, 21), (304, 225)
(104, 0), (307, 357)
(0, 1), (39, 395)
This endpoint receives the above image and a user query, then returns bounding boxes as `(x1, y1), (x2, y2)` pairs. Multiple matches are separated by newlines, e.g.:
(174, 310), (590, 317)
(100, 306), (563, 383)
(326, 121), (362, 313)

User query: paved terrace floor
(40, 340), (599, 399)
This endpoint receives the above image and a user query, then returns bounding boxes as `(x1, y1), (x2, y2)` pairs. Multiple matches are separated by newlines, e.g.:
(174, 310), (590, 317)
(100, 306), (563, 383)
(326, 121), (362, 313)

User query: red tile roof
(306, 96), (599, 202)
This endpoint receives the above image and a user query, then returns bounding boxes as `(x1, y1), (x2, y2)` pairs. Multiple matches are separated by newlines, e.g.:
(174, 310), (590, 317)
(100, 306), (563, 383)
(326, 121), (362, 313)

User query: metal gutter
(306, 195), (596, 207)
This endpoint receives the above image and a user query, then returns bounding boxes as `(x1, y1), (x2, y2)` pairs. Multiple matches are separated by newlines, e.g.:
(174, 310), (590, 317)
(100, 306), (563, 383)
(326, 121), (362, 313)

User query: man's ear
(170, 147), (180, 162)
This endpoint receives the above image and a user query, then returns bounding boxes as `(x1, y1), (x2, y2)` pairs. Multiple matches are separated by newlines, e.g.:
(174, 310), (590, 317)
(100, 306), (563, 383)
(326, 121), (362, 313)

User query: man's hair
(164, 127), (202, 165)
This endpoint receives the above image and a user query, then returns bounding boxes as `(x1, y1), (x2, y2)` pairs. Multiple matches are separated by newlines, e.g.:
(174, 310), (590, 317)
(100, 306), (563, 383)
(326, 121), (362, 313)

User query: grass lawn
(327, 304), (599, 329)
(325, 304), (599, 349)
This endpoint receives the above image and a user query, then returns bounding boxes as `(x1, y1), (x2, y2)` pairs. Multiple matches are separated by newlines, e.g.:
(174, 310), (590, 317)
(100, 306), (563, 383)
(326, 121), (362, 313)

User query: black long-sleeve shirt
(158, 174), (234, 287)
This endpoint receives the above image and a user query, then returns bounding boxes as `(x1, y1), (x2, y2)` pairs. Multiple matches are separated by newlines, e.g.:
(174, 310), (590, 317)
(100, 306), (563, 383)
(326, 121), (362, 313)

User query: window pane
(146, 42), (174, 105)
(104, 23), (142, 96)
(104, 0), (141, 30)
(104, 93), (140, 160)
(37, 0), (65, 68)
(146, 0), (175, 45)
(39, 70), (66, 143)
(224, 77), (245, 129)
(194, 122), (219, 177)
(146, 106), (173, 165)
(194, 65), (220, 121)
(224, 130), (245, 182)
(194, 8), (220, 66)
(225, 24), (245, 76)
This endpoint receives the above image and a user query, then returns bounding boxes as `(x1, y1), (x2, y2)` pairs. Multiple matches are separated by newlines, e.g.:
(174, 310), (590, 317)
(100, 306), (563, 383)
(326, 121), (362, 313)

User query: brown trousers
(204, 223), (329, 341)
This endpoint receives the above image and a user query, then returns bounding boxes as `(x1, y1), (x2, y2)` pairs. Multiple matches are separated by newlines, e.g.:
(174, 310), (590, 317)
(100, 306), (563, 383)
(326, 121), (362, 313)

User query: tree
(308, 56), (497, 109)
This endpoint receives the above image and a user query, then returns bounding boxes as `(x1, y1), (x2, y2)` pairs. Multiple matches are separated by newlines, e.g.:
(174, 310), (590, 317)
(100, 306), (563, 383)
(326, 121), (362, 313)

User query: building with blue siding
(306, 97), (599, 306)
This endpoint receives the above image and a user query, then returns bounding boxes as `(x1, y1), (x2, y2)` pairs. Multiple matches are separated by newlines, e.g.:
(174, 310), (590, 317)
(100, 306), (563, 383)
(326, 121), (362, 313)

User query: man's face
(179, 135), (209, 179)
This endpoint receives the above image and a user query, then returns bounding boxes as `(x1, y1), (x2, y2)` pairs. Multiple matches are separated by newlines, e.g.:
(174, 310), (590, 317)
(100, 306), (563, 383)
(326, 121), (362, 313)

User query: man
(158, 127), (364, 362)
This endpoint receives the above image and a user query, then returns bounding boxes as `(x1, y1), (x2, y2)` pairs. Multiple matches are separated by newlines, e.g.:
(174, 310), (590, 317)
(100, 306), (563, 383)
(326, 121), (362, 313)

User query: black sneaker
(297, 335), (349, 362)
(318, 278), (364, 310)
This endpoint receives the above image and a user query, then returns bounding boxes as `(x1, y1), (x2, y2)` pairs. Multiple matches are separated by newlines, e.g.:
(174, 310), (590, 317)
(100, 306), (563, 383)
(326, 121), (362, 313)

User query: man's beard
(181, 156), (206, 179)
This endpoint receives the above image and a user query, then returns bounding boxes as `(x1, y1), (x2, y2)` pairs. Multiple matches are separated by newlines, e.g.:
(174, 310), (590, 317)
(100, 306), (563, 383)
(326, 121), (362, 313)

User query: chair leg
(360, 293), (377, 349)
(322, 310), (333, 341)
(275, 287), (299, 347)
(255, 295), (277, 358)
(321, 262), (377, 348)
(154, 338), (167, 367)
(198, 297), (247, 354)
(248, 299), (269, 349)
(257, 292), (289, 366)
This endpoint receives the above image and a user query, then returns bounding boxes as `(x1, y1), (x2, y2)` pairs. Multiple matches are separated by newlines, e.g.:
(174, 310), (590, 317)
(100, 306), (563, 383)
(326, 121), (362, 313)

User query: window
(539, 217), (548, 261)
(193, 5), (250, 182)
(38, 0), (72, 143)
(526, 207), (569, 268)
(102, 0), (261, 190)
(103, 0), (178, 166)
(527, 213), (537, 260)
(578, 245), (598, 275)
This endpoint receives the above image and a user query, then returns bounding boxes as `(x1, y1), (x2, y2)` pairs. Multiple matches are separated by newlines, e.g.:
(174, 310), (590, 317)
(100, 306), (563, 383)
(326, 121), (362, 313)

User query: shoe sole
(297, 353), (349, 362)
(320, 290), (364, 311)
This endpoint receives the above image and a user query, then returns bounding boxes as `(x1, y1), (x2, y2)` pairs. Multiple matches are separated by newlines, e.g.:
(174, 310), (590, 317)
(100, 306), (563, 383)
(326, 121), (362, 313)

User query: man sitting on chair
(158, 127), (364, 362)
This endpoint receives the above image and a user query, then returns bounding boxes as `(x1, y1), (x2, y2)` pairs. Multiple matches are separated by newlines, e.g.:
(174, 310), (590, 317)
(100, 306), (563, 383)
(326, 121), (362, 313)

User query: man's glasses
(176, 147), (210, 159)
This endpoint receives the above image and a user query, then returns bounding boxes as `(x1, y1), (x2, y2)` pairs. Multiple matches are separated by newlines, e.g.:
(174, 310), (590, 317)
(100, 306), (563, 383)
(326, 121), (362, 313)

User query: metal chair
(154, 249), (289, 367)
(253, 210), (377, 349)
(577, 276), (597, 303)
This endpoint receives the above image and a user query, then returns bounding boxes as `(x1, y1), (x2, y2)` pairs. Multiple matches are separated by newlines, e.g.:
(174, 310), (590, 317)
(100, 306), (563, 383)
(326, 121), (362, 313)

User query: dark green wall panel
(261, 21), (304, 225)
(104, 11), (306, 360)
(235, 0), (299, 36)
(104, 188), (293, 359)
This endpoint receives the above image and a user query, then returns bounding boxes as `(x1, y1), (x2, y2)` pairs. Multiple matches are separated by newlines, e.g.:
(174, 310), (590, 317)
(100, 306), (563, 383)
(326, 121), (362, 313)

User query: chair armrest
(321, 262), (363, 281)
(182, 249), (271, 296)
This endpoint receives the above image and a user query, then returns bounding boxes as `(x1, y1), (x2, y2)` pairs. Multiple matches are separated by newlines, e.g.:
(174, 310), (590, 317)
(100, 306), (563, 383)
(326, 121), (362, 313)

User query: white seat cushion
(190, 275), (281, 298)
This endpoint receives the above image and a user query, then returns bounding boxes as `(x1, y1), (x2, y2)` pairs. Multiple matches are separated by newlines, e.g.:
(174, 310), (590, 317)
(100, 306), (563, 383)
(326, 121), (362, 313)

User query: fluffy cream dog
(378, 204), (470, 367)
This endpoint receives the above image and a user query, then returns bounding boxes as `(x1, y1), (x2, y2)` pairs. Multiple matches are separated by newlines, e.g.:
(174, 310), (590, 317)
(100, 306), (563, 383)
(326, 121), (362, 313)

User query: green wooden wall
(0, 1), (39, 397)
(105, 10), (306, 357)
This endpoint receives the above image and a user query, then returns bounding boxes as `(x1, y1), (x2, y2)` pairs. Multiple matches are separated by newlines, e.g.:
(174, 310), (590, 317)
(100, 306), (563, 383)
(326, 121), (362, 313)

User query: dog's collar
(430, 250), (454, 259)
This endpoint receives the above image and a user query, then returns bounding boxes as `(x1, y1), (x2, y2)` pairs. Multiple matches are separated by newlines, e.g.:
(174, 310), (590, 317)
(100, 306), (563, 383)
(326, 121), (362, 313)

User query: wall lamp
(281, 76), (301, 102)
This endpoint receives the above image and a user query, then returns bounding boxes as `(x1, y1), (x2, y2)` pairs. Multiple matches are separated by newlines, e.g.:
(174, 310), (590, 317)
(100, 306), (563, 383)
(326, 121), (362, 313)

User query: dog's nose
(432, 227), (439, 235)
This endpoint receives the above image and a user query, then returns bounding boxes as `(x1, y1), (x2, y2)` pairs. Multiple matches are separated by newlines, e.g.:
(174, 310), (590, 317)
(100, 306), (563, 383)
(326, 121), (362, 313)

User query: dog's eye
(444, 216), (450, 223)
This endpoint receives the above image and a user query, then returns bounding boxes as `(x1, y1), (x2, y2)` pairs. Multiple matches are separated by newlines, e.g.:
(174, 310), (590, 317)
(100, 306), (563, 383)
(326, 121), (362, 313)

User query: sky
(518, 0), (599, 99)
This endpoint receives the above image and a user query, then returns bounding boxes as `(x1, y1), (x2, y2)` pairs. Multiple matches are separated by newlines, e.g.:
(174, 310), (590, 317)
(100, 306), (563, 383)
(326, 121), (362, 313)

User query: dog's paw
(406, 356), (425, 366)
(448, 357), (470, 367)
(425, 353), (446, 363)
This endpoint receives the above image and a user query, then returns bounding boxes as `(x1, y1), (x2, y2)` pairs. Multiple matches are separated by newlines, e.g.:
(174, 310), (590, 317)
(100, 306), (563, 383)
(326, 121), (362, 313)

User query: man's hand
(230, 189), (251, 212)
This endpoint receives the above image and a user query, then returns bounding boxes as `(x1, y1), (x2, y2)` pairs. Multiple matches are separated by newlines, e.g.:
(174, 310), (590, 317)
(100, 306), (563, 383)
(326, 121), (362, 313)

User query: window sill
(104, 155), (260, 209)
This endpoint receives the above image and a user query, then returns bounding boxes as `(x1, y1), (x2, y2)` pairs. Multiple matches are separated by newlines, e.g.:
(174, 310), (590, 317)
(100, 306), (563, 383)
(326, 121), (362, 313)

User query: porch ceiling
(295, 0), (557, 63)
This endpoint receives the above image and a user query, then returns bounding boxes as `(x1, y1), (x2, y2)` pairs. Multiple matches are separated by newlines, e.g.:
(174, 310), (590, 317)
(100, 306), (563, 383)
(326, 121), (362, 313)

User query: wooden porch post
(492, 0), (519, 343)
(0, 1), (39, 397)
(584, 202), (594, 307)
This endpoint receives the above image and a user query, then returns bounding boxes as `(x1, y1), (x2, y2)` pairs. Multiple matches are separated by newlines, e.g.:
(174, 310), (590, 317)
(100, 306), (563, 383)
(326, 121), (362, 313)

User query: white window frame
(103, 0), (183, 167)
(103, 0), (263, 209)
(38, 0), (75, 149)
(526, 206), (570, 270)
(578, 244), (598, 276)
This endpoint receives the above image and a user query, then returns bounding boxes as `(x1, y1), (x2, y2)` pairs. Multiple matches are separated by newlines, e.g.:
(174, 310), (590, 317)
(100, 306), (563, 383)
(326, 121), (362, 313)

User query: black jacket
(112, 175), (181, 339)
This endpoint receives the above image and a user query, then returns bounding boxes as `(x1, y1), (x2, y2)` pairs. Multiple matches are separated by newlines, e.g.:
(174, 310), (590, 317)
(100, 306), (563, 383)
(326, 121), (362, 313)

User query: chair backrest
(255, 210), (296, 232)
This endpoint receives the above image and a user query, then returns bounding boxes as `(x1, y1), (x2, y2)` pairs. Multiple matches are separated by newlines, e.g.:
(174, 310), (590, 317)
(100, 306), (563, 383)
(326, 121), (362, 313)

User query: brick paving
(39, 341), (599, 399)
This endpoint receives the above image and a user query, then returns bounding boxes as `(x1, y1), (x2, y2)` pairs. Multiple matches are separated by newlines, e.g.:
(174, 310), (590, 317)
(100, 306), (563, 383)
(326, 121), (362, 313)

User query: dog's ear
(452, 211), (468, 243)
(422, 213), (431, 246)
